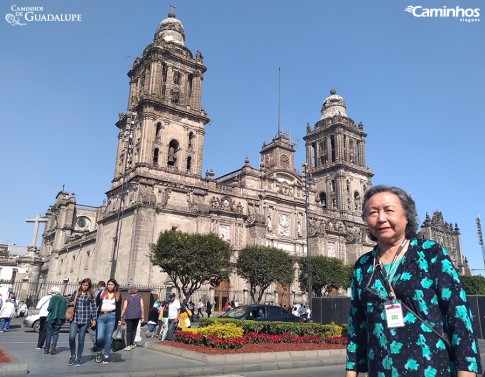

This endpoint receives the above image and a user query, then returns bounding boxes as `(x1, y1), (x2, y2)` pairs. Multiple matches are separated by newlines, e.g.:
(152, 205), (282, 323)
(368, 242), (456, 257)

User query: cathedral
(27, 8), (467, 308)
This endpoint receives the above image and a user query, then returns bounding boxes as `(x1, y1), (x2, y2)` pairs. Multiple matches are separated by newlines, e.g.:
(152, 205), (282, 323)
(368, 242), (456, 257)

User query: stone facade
(34, 9), (468, 308)
(419, 211), (468, 275)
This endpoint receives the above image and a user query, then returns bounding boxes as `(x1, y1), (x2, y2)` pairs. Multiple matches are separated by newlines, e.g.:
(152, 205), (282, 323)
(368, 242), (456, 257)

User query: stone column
(18, 246), (44, 302)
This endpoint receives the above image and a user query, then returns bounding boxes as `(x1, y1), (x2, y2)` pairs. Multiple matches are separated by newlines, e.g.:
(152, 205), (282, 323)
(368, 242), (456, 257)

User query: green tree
(461, 275), (485, 295)
(236, 245), (295, 304)
(299, 256), (353, 296)
(150, 230), (233, 299)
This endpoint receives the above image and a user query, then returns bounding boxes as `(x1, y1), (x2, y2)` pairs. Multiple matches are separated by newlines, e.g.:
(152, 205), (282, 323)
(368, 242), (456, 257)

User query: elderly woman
(346, 185), (481, 377)
(120, 286), (144, 350)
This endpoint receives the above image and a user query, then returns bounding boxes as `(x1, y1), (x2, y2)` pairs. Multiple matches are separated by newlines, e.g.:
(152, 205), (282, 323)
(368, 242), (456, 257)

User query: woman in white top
(95, 279), (121, 364)
(0, 299), (16, 331)
(35, 292), (53, 349)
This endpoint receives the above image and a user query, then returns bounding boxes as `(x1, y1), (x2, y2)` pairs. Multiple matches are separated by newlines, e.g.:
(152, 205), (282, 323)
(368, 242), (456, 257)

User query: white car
(23, 312), (41, 332)
(23, 312), (70, 332)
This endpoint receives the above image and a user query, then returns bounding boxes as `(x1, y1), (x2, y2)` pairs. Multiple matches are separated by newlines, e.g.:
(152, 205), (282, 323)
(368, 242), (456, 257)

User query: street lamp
(62, 277), (69, 295)
(477, 216), (485, 269)
(302, 163), (312, 310)
(110, 111), (136, 279)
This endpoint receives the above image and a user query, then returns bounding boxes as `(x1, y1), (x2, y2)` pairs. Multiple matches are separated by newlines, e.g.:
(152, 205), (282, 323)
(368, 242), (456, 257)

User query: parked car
(23, 312), (41, 332)
(23, 312), (70, 332)
(219, 304), (304, 322)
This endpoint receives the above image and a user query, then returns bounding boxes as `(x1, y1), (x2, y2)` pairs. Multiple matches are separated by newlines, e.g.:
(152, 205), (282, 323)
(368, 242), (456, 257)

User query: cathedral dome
(320, 89), (348, 120)
(154, 8), (185, 46)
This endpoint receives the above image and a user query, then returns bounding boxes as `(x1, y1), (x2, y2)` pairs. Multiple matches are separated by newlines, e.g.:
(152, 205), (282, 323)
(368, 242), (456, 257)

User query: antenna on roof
(277, 67), (281, 135)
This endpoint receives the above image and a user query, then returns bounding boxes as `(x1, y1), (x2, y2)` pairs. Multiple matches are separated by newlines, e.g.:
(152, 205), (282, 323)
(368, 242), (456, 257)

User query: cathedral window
(330, 135), (336, 162)
(188, 131), (195, 149)
(349, 139), (355, 163)
(187, 156), (192, 171)
(188, 74), (193, 98)
(167, 139), (179, 166)
(355, 141), (361, 165)
(319, 192), (327, 208)
(171, 89), (179, 103)
(343, 135), (347, 161)
(354, 191), (361, 211)
(153, 148), (159, 165)
(173, 71), (180, 85)
(155, 122), (162, 138)
(162, 63), (168, 83)
(312, 142), (317, 167)
(331, 179), (336, 192)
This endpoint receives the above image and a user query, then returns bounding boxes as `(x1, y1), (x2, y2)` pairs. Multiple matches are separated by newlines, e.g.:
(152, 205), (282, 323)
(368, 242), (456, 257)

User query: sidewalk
(0, 318), (345, 377)
(3, 317), (485, 377)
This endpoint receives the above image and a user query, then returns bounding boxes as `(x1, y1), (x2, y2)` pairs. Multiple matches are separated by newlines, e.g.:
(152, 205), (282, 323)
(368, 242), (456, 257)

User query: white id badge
(384, 302), (405, 328)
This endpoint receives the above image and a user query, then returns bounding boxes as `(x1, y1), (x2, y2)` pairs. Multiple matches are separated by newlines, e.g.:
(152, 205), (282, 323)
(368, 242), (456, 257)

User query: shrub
(183, 322), (244, 339)
(199, 318), (344, 337)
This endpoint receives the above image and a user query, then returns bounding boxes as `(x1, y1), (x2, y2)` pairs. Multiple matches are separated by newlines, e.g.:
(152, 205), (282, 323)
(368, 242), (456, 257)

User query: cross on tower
(26, 214), (48, 247)
(170, 3), (176, 13)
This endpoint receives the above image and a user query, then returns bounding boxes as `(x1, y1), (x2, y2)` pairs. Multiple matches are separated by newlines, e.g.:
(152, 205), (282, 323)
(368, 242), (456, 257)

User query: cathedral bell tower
(112, 7), (209, 189)
(303, 90), (373, 217)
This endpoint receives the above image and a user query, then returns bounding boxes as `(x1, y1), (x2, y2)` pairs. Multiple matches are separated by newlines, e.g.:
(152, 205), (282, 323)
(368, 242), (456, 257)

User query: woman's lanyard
(377, 239), (408, 301)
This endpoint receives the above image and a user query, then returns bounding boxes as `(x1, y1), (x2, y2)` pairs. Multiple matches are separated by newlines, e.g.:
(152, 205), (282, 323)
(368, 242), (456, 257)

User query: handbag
(65, 307), (74, 321)
(65, 294), (77, 321)
(112, 325), (124, 340)
(111, 325), (126, 352)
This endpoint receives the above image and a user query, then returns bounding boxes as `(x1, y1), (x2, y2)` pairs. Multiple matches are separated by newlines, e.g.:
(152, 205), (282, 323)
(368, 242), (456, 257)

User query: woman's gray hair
(128, 286), (138, 294)
(362, 185), (418, 242)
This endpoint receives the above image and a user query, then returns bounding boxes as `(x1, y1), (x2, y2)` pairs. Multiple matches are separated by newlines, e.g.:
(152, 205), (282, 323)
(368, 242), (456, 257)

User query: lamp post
(110, 111), (136, 279)
(302, 163), (312, 310)
(62, 277), (69, 295)
(477, 216), (485, 269)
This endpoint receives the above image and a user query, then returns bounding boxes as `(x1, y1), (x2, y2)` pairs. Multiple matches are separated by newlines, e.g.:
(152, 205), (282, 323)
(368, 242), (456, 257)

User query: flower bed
(175, 330), (347, 350)
(162, 339), (346, 354)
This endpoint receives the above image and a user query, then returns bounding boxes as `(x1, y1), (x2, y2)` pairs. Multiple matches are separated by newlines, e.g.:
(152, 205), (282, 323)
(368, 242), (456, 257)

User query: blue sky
(1, 1), (484, 270)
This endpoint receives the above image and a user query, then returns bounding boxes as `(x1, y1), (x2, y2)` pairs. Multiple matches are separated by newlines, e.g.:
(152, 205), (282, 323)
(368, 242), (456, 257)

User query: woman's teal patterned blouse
(346, 239), (482, 376)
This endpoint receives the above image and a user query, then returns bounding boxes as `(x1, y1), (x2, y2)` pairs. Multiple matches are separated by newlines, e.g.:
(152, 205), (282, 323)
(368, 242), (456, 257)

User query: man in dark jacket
(44, 286), (67, 355)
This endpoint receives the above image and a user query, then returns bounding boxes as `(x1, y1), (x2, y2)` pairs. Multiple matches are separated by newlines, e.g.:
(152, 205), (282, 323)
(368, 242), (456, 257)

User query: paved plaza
(0, 317), (345, 377)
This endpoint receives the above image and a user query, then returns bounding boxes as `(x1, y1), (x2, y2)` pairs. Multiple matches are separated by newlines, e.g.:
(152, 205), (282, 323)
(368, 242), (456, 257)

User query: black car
(219, 304), (303, 322)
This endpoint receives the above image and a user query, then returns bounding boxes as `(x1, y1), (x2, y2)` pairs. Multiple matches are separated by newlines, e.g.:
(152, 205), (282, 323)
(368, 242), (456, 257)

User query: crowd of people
(5, 280), (220, 367)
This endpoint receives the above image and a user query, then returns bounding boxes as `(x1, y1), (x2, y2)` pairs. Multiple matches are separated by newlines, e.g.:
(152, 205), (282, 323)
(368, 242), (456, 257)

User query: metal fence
(4, 279), (302, 312)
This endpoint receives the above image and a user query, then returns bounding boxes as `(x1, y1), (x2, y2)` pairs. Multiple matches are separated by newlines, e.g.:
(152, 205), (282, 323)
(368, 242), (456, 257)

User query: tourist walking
(35, 290), (53, 349)
(95, 279), (121, 365)
(157, 301), (169, 340)
(197, 299), (204, 318)
(44, 286), (67, 355)
(206, 300), (212, 318)
(146, 303), (159, 338)
(165, 293), (180, 341)
(89, 280), (106, 352)
(0, 298), (16, 332)
(306, 306), (312, 323)
(298, 304), (307, 320)
(120, 286), (144, 350)
(178, 298), (192, 331)
(68, 278), (97, 367)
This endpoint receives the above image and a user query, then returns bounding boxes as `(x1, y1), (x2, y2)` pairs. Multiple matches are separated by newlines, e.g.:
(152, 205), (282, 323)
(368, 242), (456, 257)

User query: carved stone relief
(278, 214), (291, 237)
(219, 225), (230, 241)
